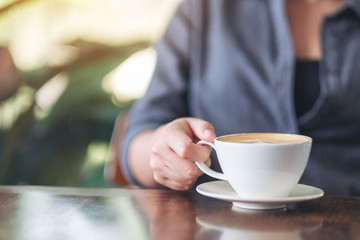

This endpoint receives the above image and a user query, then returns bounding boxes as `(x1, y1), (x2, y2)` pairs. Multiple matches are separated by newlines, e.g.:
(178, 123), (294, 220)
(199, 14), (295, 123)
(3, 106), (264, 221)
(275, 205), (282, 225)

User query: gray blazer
(121, 0), (360, 195)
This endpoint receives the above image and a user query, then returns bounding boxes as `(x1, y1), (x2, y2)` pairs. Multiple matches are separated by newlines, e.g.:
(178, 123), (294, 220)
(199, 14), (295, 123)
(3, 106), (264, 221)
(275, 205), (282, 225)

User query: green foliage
(0, 40), (151, 186)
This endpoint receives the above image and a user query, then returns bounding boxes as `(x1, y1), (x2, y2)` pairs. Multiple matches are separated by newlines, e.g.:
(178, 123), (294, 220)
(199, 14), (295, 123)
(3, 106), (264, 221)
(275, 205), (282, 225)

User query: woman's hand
(129, 117), (216, 190)
(150, 118), (215, 190)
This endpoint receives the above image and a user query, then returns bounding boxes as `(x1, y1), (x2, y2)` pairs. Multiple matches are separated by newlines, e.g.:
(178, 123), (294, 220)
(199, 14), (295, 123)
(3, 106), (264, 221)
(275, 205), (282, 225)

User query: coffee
(218, 133), (310, 144)
(196, 133), (312, 203)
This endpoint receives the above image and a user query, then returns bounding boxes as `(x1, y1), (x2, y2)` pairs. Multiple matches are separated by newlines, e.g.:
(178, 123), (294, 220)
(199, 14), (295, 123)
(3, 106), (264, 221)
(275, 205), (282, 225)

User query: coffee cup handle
(195, 140), (227, 181)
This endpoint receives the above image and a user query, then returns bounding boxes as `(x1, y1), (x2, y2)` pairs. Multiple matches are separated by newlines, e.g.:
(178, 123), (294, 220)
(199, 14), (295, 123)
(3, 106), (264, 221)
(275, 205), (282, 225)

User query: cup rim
(215, 133), (312, 145)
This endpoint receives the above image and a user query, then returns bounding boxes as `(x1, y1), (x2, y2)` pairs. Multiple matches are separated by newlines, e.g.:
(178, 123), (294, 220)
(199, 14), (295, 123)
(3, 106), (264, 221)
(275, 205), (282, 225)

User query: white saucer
(196, 180), (324, 210)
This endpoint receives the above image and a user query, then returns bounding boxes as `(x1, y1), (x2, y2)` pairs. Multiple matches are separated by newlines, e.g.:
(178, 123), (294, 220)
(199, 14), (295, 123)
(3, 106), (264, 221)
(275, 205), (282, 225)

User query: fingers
(151, 140), (204, 190)
(150, 118), (215, 190)
(185, 117), (216, 142)
(164, 118), (215, 162)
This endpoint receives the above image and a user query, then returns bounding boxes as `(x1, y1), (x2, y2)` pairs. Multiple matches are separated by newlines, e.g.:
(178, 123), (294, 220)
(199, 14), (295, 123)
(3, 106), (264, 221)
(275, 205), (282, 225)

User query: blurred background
(0, 0), (180, 187)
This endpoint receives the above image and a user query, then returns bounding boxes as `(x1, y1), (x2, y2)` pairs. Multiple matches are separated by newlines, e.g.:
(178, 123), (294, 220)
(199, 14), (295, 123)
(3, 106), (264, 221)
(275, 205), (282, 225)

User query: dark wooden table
(0, 185), (359, 240)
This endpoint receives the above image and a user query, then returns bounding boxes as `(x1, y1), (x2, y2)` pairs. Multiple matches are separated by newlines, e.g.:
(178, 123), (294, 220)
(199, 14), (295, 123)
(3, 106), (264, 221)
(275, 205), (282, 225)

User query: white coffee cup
(196, 133), (312, 199)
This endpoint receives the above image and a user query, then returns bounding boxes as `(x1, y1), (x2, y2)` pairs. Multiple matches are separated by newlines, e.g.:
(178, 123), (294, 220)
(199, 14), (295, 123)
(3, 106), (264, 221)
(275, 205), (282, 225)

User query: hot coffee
(218, 133), (310, 144)
(196, 133), (312, 204)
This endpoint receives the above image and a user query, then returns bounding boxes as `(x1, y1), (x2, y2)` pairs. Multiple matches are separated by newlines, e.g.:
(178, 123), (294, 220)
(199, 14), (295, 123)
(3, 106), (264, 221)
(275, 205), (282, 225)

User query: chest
(188, 2), (360, 136)
(286, 0), (348, 59)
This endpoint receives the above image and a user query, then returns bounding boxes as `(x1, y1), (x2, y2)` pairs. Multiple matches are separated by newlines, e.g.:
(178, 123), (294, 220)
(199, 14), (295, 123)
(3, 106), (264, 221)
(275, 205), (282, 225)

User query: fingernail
(204, 129), (211, 136)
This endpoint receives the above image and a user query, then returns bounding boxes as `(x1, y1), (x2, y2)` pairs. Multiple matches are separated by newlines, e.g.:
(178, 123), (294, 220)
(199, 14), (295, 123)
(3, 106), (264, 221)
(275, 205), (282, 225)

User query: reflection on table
(0, 185), (359, 240)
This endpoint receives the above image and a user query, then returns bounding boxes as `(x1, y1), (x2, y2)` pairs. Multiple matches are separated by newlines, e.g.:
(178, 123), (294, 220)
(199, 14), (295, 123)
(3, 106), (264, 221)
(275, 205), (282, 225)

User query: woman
(120, 0), (360, 195)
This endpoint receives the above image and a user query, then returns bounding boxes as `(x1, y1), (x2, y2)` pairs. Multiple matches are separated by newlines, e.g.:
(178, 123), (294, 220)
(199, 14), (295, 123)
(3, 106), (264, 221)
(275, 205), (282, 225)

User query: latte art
(218, 133), (310, 144)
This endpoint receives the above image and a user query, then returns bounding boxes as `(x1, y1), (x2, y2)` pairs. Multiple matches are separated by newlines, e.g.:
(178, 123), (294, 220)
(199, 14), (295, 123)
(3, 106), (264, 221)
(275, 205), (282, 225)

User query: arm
(120, 1), (215, 189)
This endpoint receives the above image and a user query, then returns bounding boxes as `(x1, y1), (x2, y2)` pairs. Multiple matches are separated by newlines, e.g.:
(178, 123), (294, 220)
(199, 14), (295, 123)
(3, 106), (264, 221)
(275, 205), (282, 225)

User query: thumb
(185, 118), (216, 142)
